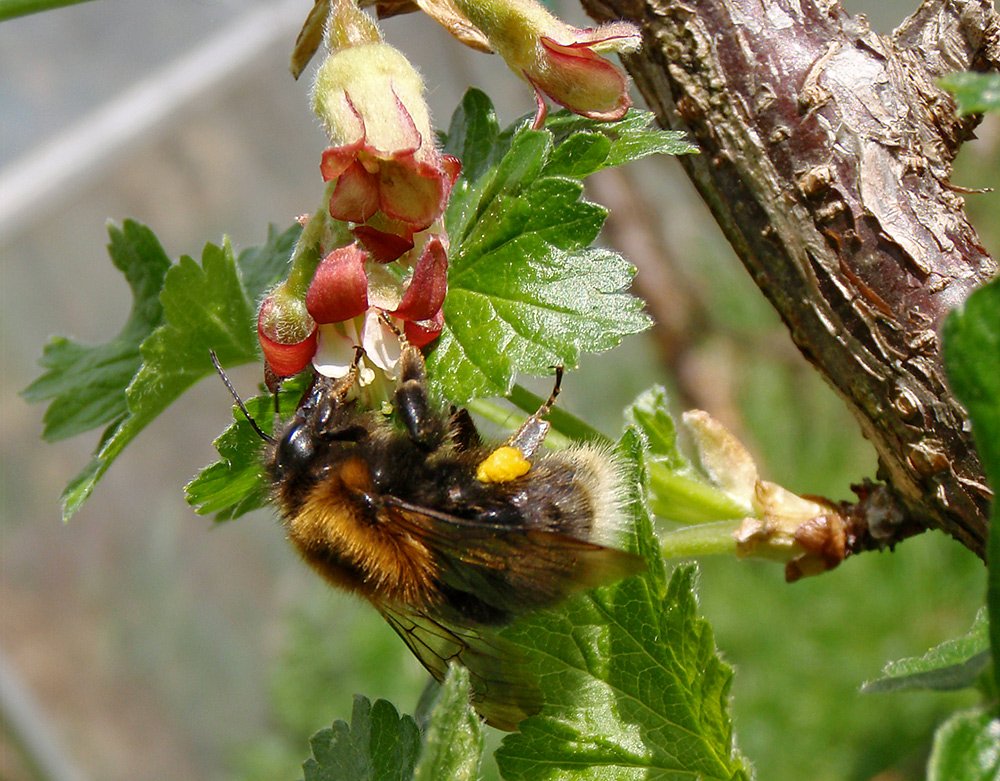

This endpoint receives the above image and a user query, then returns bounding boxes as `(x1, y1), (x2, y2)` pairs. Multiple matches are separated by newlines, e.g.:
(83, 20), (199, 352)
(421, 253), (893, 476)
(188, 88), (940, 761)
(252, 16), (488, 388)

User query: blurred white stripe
(0, 646), (88, 781)
(0, 0), (306, 240)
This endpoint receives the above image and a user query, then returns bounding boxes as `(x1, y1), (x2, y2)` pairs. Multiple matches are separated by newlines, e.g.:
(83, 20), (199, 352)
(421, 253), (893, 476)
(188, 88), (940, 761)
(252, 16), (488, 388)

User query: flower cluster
(259, 0), (642, 386)
(258, 0), (458, 385)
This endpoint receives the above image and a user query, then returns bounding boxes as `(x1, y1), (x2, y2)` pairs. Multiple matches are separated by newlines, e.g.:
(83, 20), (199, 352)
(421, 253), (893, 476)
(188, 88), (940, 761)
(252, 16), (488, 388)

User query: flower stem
(659, 520), (742, 558)
(647, 462), (749, 524)
(467, 397), (574, 451)
(507, 383), (610, 444)
(285, 207), (331, 298)
(285, 184), (352, 298)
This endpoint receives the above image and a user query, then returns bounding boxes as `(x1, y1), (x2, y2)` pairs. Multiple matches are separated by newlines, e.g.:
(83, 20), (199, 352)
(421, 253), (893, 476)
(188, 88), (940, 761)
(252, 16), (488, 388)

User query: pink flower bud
(306, 244), (371, 324)
(453, 0), (639, 122)
(312, 41), (460, 231)
(257, 288), (318, 377)
(529, 33), (633, 121)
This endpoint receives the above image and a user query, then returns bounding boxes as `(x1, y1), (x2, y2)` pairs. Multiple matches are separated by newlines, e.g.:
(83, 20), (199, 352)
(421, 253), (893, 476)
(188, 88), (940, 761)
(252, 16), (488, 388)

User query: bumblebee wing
(379, 604), (540, 730)
(382, 496), (644, 617)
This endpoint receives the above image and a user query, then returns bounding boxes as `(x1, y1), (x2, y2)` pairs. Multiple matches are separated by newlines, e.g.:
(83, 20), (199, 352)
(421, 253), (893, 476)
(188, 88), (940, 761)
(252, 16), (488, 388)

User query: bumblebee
(218, 343), (642, 728)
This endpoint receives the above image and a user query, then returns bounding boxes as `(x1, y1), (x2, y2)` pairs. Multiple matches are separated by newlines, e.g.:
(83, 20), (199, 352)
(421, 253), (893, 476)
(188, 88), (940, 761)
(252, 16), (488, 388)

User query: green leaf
(927, 707), (1000, 781)
(544, 108), (698, 171)
(58, 242), (257, 520)
(625, 385), (688, 470)
(184, 395), (272, 521)
(861, 609), (991, 693)
(21, 221), (170, 441)
(626, 387), (749, 526)
(430, 93), (695, 402)
(26, 221), (299, 521)
(495, 431), (750, 781)
(412, 666), (483, 781)
(431, 240), (649, 402)
(302, 697), (421, 781)
(185, 374), (309, 521)
(299, 667), (480, 781)
(442, 88), (502, 184)
(942, 277), (1000, 705)
(940, 72), (1000, 115)
(0, 0), (96, 23)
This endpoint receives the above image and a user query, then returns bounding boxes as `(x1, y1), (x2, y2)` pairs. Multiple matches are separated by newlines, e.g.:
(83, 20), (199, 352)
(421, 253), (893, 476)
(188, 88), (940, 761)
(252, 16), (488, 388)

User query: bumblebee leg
(303, 346), (364, 436)
(395, 345), (445, 449)
(508, 367), (563, 459)
(449, 407), (482, 451)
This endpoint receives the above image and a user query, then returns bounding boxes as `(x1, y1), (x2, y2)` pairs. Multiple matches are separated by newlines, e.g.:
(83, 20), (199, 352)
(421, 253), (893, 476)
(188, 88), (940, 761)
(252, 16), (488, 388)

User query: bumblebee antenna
(209, 350), (275, 444)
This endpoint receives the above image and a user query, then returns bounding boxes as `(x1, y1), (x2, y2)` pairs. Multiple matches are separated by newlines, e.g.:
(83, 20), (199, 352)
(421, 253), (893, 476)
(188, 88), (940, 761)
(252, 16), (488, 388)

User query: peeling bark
(580, 0), (999, 557)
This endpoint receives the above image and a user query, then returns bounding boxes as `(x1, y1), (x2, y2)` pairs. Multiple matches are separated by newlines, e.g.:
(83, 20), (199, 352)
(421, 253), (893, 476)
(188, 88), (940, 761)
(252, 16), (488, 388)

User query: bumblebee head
(272, 421), (316, 482)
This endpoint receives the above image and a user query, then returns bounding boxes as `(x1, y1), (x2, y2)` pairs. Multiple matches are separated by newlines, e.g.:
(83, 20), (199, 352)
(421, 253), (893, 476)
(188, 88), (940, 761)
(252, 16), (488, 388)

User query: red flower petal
(320, 137), (366, 180)
(377, 156), (449, 228)
(392, 236), (448, 321)
(257, 319), (318, 377)
(531, 85), (548, 130)
(306, 244), (371, 323)
(441, 154), (462, 190)
(352, 225), (414, 263)
(403, 308), (444, 348)
(329, 160), (381, 223)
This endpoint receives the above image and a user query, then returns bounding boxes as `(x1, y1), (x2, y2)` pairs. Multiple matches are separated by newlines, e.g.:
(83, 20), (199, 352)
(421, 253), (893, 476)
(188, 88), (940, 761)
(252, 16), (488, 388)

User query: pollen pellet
(476, 446), (531, 483)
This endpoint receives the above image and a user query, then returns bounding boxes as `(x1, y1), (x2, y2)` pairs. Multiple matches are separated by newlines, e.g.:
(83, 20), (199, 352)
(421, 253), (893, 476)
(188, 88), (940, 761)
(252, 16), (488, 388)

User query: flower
(302, 235), (449, 381)
(264, 2), (454, 385)
(452, 0), (640, 125)
(312, 313), (399, 386)
(312, 36), (460, 231)
(257, 283), (319, 378)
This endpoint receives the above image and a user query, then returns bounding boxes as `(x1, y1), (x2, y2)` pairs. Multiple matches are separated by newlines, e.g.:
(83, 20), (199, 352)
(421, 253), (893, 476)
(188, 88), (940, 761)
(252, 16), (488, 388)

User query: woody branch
(580, 0), (1000, 558)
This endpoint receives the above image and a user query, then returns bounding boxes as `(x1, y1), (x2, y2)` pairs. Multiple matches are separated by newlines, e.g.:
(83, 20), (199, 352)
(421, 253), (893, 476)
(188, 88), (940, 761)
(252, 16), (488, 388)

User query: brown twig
(581, 0), (999, 558)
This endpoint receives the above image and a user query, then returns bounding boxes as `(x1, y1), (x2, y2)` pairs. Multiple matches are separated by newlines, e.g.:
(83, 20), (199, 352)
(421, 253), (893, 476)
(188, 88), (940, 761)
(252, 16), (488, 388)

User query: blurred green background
(0, 1), (995, 780)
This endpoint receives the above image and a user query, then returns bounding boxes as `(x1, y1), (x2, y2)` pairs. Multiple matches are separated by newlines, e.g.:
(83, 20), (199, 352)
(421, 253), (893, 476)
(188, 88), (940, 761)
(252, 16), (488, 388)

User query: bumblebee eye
(276, 424), (315, 475)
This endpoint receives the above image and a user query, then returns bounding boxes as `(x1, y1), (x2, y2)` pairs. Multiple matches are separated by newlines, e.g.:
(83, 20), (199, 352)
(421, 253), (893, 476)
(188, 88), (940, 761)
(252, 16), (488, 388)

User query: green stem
(659, 520), (742, 558)
(285, 203), (333, 298)
(507, 383), (610, 444)
(467, 398), (573, 451)
(0, 0), (93, 22)
(648, 462), (749, 525)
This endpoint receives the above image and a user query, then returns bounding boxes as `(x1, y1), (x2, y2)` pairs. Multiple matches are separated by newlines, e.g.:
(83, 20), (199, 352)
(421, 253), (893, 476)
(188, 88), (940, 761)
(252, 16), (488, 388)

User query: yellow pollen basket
(476, 446), (532, 484)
